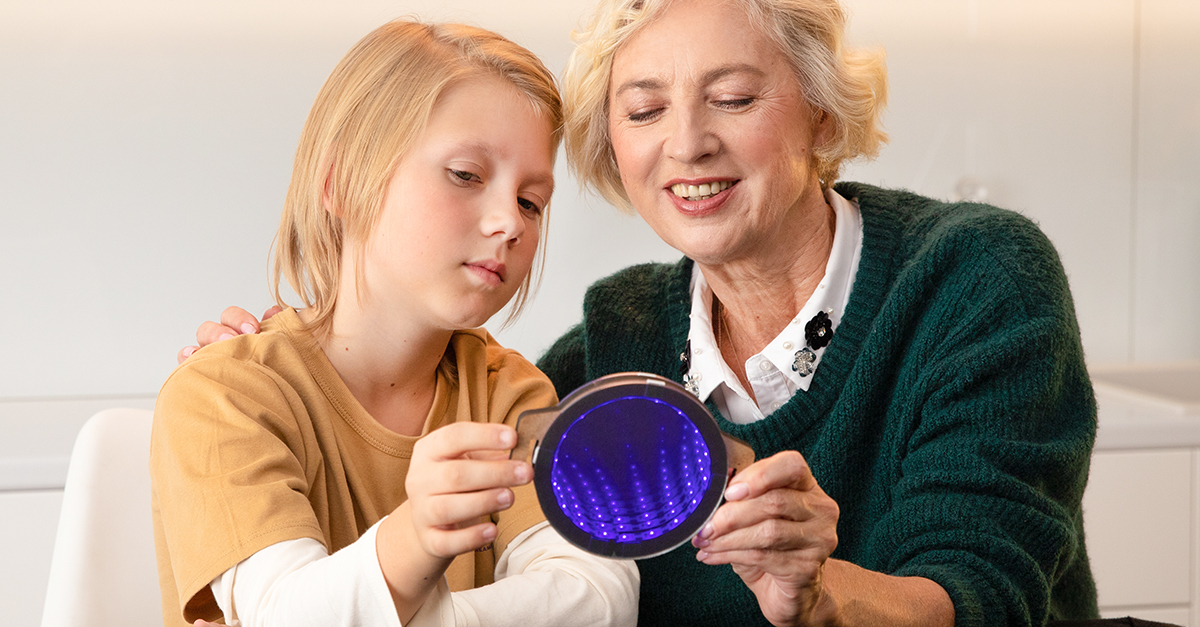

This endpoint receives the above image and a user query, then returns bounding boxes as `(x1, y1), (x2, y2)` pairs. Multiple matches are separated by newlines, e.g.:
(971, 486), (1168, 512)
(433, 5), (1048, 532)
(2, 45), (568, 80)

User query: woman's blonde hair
(562, 0), (887, 212)
(273, 20), (563, 336)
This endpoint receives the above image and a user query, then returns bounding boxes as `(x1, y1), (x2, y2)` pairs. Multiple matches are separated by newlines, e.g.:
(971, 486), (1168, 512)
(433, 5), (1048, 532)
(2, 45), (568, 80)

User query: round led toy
(510, 372), (755, 559)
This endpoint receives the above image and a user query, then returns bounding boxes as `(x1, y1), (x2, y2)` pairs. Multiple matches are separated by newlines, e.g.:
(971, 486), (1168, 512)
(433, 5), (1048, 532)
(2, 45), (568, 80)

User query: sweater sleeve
(866, 212), (1097, 627)
(535, 323), (589, 401)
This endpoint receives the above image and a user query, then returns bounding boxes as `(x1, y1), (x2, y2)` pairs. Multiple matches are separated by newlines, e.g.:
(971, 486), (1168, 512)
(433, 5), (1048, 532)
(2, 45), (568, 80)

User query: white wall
(0, 0), (681, 403)
(1, 0), (1197, 622)
(3, 0), (1197, 406)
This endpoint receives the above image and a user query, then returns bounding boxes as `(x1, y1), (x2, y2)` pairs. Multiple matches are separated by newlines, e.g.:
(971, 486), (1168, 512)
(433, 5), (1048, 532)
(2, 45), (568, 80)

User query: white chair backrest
(41, 408), (161, 627)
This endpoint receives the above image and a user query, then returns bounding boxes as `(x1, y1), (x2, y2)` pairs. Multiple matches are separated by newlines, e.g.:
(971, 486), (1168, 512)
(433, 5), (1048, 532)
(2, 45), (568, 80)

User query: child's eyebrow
(526, 171), (555, 194)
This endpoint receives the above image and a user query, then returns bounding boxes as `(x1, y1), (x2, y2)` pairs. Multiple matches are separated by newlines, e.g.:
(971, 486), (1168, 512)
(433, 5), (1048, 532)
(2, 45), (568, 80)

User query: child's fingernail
(240, 323), (256, 335)
(725, 483), (749, 501)
(182, 346), (197, 358)
(482, 525), (498, 541)
(500, 429), (516, 447)
(218, 333), (235, 342)
(514, 463), (532, 483)
(497, 490), (513, 506)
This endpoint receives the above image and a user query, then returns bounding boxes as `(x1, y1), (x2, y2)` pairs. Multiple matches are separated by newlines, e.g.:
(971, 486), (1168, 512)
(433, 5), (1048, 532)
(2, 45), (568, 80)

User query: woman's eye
(518, 198), (543, 216)
(627, 108), (662, 123)
(450, 169), (481, 184)
(715, 97), (755, 110)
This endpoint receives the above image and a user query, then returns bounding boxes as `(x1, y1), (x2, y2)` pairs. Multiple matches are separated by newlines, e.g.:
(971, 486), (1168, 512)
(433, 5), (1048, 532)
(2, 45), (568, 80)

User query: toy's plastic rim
(532, 373), (729, 559)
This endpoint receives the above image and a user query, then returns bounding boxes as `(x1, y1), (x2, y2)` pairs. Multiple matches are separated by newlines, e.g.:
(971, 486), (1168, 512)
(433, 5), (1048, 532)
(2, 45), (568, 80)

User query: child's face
(359, 74), (555, 331)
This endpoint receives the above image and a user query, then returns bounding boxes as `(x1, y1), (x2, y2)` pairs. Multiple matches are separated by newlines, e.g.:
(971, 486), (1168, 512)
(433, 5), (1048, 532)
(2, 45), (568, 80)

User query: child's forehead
(418, 79), (555, 151)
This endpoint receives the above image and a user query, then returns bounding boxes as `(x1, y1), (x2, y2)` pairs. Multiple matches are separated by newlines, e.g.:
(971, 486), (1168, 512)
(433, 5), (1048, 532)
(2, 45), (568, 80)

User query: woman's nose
(664, 107), (718, 163)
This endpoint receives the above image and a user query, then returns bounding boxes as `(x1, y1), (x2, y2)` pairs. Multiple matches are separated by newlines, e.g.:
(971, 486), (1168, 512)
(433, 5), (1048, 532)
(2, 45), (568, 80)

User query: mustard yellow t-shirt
(150, 309), (554, 626)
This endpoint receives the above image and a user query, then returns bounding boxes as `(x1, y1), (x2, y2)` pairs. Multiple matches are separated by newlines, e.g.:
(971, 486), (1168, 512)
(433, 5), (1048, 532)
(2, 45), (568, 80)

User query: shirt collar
(684, 188), (862, 406)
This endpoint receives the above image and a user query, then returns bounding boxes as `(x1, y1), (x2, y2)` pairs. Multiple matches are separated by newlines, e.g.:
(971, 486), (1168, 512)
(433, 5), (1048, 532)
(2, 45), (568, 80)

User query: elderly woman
(187, 0), (1098, 625)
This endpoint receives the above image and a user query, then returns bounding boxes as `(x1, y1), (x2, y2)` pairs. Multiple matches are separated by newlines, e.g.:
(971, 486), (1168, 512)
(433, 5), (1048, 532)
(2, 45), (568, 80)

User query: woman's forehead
(609, 1), (791, 91)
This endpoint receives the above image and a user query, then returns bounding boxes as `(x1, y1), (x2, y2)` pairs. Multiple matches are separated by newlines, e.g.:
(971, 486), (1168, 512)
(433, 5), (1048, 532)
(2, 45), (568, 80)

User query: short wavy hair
(272, 20), (563, 336)
(563, 0), (887, 211)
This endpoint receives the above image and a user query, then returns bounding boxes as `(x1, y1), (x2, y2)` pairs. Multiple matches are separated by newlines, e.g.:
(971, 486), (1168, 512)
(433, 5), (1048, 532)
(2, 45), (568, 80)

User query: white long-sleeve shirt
(209, 519), (638, 627)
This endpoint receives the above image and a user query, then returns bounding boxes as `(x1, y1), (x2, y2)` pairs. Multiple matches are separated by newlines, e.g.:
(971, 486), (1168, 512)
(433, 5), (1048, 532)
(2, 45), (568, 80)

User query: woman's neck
(698, 191), (837, 397)
(306, 300), (453, 438)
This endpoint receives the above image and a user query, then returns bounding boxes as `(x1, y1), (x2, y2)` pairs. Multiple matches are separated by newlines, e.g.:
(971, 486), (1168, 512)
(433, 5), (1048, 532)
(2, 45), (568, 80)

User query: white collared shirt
(684, 188), (863, 424)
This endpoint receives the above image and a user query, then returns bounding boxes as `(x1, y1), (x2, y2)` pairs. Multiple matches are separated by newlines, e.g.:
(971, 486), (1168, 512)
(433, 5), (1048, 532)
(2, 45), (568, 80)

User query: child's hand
(376, 422), (531, 622)
(402, 421), (531, 558)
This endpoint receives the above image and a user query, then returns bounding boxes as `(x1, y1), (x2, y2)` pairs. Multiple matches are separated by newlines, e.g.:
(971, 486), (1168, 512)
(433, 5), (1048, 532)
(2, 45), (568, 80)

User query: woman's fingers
(693, 450), (838, 563)
(725, 450), (818, 501)
(177, 345), (199, 365)
(180, 306), (271, 363)
(219, 305), (263, 335)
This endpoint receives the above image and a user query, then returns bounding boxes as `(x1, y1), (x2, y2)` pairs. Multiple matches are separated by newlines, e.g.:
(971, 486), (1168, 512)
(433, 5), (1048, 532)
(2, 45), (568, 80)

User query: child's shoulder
(451, 328), (558, 406)
(450, 328), (540, 377)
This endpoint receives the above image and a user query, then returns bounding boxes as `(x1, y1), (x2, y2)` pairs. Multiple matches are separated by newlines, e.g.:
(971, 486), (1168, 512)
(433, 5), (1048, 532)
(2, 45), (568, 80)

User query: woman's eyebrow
(612, 64), (767, 99)
(612, 77), (665, 99)
(700, 63), (766, 85)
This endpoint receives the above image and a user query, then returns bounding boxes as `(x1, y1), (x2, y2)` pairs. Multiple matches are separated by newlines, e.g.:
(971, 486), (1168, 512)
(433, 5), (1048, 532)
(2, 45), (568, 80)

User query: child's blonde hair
(273, 20), (563, 336)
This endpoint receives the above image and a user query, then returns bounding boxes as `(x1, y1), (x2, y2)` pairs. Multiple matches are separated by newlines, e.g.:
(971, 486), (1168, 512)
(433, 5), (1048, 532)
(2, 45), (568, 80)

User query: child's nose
(481, 196), (526, 244)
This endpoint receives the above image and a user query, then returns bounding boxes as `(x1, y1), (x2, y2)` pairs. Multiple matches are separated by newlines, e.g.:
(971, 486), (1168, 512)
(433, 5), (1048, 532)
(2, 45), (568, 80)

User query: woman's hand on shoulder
(693, 450), (840, 627)
(177, 306), (282, 364)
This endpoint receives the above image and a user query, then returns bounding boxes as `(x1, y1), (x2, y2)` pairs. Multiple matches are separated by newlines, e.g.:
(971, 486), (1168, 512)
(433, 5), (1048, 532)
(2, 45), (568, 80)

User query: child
(150, 20), (638, 627)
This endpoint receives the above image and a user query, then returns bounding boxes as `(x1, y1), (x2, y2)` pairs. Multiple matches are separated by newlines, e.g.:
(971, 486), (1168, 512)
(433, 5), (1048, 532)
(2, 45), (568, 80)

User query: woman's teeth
(670, 180), (733, 201)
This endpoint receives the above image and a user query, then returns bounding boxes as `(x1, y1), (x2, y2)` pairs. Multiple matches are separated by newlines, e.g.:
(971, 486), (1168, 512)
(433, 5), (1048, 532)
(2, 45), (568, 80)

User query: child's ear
(322, 164), (340, 217)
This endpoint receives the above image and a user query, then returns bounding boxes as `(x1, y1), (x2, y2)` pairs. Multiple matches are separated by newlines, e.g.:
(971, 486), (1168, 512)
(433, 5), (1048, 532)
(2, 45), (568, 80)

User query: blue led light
(549, 396), (712, 543)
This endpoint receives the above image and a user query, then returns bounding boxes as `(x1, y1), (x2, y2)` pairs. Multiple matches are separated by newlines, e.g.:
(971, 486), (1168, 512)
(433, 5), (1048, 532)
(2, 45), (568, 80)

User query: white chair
(41, 408), (162, 626)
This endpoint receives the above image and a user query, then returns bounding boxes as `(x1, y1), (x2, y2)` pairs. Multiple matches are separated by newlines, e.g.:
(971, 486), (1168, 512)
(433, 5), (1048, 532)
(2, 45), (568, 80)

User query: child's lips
(466, 259), (506, 284)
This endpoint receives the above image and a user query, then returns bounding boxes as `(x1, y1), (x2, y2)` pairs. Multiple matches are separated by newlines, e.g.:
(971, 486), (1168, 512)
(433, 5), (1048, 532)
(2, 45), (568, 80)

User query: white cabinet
(1084, 363), (1200, 626)
(1084, 450), (1193, 623)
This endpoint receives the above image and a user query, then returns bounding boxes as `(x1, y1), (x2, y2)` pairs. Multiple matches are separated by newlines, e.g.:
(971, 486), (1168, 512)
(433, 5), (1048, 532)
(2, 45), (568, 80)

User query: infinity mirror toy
(511, 372), (755, 559)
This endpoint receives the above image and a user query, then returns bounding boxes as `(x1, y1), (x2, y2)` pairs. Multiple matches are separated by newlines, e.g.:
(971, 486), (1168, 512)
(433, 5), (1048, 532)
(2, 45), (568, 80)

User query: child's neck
(306, 304), (454, 438)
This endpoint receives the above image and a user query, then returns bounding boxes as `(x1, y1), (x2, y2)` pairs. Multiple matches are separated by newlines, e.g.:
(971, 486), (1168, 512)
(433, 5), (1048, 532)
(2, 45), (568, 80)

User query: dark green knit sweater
(536, 182), (1098, 627)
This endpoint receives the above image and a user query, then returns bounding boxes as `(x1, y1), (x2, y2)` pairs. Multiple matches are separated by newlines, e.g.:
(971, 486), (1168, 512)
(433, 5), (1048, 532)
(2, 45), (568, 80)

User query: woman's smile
(664, 179), (739, 217)
(668, 179), (737, 201)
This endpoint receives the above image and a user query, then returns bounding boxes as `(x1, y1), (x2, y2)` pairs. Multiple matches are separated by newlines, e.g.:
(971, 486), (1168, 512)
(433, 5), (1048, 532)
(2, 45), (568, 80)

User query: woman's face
(607, 0), (830, 266)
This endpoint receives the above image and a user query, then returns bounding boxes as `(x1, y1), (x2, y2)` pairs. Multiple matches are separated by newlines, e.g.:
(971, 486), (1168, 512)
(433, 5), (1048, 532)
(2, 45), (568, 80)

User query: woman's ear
(812, 109), (835, 148)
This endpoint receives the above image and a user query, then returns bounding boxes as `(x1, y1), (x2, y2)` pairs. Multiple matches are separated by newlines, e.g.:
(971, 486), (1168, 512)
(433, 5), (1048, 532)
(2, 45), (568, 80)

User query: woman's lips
(669, 180), (734, 200)
(665, 179), (738, 217)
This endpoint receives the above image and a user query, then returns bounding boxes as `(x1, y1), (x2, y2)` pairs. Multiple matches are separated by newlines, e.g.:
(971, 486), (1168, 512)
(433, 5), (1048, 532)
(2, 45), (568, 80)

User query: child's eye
(518, 198), (542, 217)
(450, 169), (481, 184)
